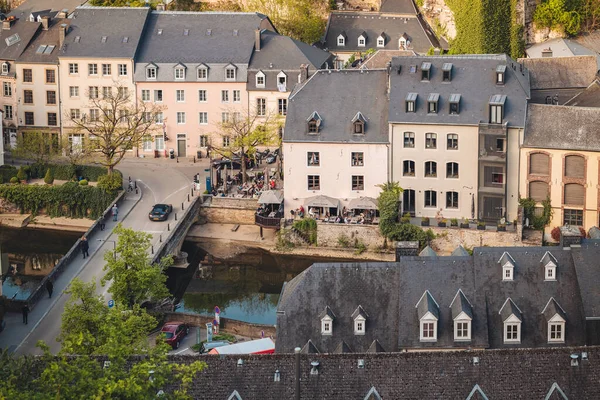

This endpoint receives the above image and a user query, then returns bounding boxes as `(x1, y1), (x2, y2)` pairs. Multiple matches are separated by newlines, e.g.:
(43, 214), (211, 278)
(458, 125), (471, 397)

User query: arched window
(565, 155), (585, 178)
(424, 190), (437, 207)
(564, 183), (584, 205)
(446, 191), (458, 208)
(446, 162), (459, 179)
(529, 181), (549, 202)
(425, 133), (437, 149)
(425, 161), (437, 177)
(529, 152), (549, 175)
(403, 160), (415, 176)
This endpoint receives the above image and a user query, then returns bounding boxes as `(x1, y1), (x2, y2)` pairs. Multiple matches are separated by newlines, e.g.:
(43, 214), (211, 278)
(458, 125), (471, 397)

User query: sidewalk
(0, 189), (142, 354)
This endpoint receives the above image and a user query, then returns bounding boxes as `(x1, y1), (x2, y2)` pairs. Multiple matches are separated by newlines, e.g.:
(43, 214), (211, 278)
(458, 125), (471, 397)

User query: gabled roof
(318, 306), (336, 320)
(564, 79), (600, 107)
(526, 37), (599, 68)
(419, 245), (437, 257)
(306, 111), (322, 122)
(366, 339), (385, 353)
(0, 18), (40, 61)
(542, 298), (567, 321)
(498, 251), (516, 267)
(334, 341), (352, 353)
(450, 289), (473, 320)
(544, 382), (568, 400)
(351, 111), (366, 124)
(61, 6), (150, 58)
(499, 298), (522, 322)
(9, 0), (85, 19)
(300, 339), (320, 354)
(519, 56), (598, 90)
(364, 386), (382, 400)
(466, 384), (489, 400)
(416, 290), (439, 320)
(17, 16), (69, 63)
(351, 305), (369, 320)
(451, 245), (470, 257)
(540, 251), (558, 267)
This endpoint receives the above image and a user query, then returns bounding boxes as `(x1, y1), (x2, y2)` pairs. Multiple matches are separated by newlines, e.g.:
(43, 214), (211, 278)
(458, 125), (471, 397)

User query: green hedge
(25, 163), (121, 182)
(0, 165), (17, 183)
(0, 182), (117, 219)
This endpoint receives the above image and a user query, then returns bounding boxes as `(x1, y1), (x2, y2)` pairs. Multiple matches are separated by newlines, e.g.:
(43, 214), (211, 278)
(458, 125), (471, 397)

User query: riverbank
(0, 213), (93, 232)
(186, 223), (395, 261)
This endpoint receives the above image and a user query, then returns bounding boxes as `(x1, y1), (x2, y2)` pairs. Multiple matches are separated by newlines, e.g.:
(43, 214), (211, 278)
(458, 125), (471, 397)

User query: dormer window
(399, 33), (409, 50)
(416, 290), (439, 342)
(498, 252), (515, 281)
(496, 64), (506, 85)
(307, 111), (322, 134)
(197, 65), (208, 80)
(174, 66), (185, 80)
(421, 62), (431, 81)
(450, 289), (473, 342)
(427, 93), (439, 114)
(352, 111), (366, 134)
(277, 71), (287, 92)
(541, 251), (557, 281)
(352, 305), (368, 335)
(225, 64), (236, 81)
(405, 92), (417, 113)
(500, 298), (522, 343)
(358, 32), (367, 47)
(449, 94), (461, 114)
(442, 63), (453, 82)
(337, 32), (346, 47)
(489, 94), (506, 124)
(543, 298), (566, 343)
(146, 64), (157, 80)
(256, 71), (265, 88)
(1, 62), (8, 75)
(377, 33), (385, 47)
(319, 306), (335, 335)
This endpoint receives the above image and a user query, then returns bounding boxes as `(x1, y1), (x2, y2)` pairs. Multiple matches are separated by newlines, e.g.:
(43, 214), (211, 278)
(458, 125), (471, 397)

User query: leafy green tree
(101, 224), (172, 308)
(43, 168), (54, 185)
(16, 167), (27, 182)
(377, 182), (403, 238)
(534, 0), (583, 35)
(12, 131), (60, 164)
(388, 224), (435, 250)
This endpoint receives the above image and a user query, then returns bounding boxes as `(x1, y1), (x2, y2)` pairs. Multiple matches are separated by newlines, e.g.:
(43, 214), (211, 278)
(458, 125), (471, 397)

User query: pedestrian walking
(81, 236), (89, 259)
(46, 279), (54, 298)
(112, 204), (118, 221)
(100, 218), (105, 231)
(22, 305), (29, 324)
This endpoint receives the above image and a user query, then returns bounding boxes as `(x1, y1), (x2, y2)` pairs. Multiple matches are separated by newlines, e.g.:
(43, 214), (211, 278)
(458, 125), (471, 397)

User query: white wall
(390, 123), (479, 219)
(283, 141), (388, 213)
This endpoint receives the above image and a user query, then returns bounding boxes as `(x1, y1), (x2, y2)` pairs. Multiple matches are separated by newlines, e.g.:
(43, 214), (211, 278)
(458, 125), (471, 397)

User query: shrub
(293, 218), (317, 245)
(337, 233), (351, 247)
(44, 168), (54, 185)
(0, 165), (17, 182)
(9, 177), (18, 184)
(16, 167), (27, 182)
(79, 179), (88, 186)
(354, 240), (367, 255)
(388, 224), (435, 250)
(551, 226), (561, 242)
(422, 217), (430, 223)
(477, 220), (486, 227)
(450, 218), (458, 226)
(400, 212), (411, 224)
(97, 174), (123, 192)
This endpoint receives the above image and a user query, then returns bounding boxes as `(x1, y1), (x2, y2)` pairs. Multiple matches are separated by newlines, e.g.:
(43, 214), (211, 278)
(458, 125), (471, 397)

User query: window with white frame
(70, 109), (81, 119)
(87, 63), (97, 76)
(354, 316), (366, 335)
(377, 36), (385, 47)
(454, 319), (471, 341)
(278, 98), (287, 115)
(1, 62), (8, 75)
(503, 263), (514, 281)
(425, 161), (437, 177)
(146, 66), (157, 79)
(321, 316), (333, 335)
(257, 98), (266, 116)
(155, 135), (164, 150)
(222, 112), (230, 123)
(233, 112), (240, 122)
(89, 109), (99, 122)
(337, 34), (345, 46)
(176, 89), (185, 102)
(222, 136), (230, 147)
(256, 71), (265, 88)
(447, 133), (458, 149)
(199, 112), (208, 124)
(352, 175), (364, 191)
(307, 151), (320, 166)
(545, 262), (556, 281)
(197, 67), (208, 80)
(403, 160), (415, 176)
(117, 87), (128, 99)
(199, 135), (208, 147)
(89, 86), (99, 99)
(490, 104), (503, 124)
(198, 90), (207, 102)
(548, 320), (565, 343)
(352, 152), (364, 166)
(504, 321), (521, 343)
(226, 67), (236, 80)
(3, 105), (12, 119)
(277, 72), (287, 91)
(69, 63), (78, 74)
(221, 90), (229, 103)
(141, 89), (150, 102)
(233, 90), (240, 103)
(118, 64), (127, 76)
(424, 190), (437, 207)
(69, 86), (79, 97)
(174, 67), (185, 80)
(404, 132), (415, 148)
(102, 63), (111, 76)
(420, 318), (437, 341)
(308, 175), (320, 190)
(425, 133), (437, 149)
(3, 82), (11, 97)
(141, 112), (152, 123)
(177, 112), (186, 124)
(155, 112), (163, 124)
(446, 191), (459, 209)
(142, 136), (152, 151)
(102, 86), (112, 99)
(154, 90), (163, 102)
(446, 162), (459, 179)
(358, 36), (365, 47)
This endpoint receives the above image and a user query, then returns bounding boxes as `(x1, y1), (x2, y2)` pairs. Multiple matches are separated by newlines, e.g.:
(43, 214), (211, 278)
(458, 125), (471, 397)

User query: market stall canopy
(348, 197), (378, 210)
(258, 190), (284, 204)
(305, 195), (340, 209)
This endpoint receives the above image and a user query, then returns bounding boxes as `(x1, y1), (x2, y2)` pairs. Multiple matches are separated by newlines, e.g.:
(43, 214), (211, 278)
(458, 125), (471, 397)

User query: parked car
(199, 340), (231, 354)
(159, 321), (189, 349)
(148, 204), (173, 221)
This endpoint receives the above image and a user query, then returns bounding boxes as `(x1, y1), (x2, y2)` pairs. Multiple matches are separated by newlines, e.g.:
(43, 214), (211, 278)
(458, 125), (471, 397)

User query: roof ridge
(76, 5), (150, 9)
(151, 10), (264, 15)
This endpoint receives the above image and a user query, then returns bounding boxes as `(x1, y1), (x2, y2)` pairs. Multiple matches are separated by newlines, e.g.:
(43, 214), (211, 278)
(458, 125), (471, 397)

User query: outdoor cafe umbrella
(348, 197), (378, 210)
(258, 190), (284, 204)
(305, 195), (340, 209)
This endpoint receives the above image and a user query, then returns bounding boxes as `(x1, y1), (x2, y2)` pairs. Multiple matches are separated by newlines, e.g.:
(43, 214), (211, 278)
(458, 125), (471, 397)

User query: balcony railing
(255, 214), (281, 228)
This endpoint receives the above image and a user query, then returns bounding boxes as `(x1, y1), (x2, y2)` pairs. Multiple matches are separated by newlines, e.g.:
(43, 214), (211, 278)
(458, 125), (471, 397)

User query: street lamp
(97, 239), (116, 260)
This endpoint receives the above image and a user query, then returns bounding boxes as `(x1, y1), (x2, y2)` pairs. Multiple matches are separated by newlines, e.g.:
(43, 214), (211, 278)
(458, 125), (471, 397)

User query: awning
(258, 190), (284, 204)
(305, 195), (340, 209)
(348, 197), (378, 210)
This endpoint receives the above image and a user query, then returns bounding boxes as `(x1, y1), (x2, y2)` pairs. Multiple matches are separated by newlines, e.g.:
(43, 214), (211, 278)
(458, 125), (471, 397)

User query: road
(10, 158), (211, 355)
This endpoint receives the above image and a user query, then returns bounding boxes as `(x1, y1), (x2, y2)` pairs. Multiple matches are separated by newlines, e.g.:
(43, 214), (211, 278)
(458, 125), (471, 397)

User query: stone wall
(163, 311), (276, 339)
(430, 226), (523, 254)
(316, 223), (385, 248)
(199, 196), (258, 225)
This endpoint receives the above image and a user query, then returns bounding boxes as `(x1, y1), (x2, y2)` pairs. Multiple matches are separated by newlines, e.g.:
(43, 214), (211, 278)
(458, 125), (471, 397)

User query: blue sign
(108, 299), (114, 308)
(214, 306), (220, 314)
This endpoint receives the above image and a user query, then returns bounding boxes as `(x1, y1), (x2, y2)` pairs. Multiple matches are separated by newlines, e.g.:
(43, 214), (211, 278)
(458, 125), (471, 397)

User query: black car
(149, 204), (173, 221)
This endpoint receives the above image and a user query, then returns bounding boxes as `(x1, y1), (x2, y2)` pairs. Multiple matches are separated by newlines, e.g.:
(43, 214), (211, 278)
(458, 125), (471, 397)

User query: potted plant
(421, 217), (430, 227)
(477, 221), (486, 231)
(497, 221), (506, 232)
(438, 218), (447, 227)
(450, 218), (458, 227)
(460, 218), (470, 229)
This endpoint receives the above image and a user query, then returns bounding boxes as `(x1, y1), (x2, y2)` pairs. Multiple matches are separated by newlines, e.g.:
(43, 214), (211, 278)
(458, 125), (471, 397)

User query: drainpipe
(294, 347), (301, 400)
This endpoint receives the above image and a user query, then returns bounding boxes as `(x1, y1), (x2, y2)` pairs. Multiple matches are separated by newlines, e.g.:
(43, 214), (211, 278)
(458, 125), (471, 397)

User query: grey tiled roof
(379, 0), (417, 14)
(415, 290), (439, 319)
(542, 298), (567, 321)
(388, 54), (530, 126)
(283, 69), (389, 144)
(0, 18), (40, 61)
(499, 298), (522, 322)
(450, 289), (473, 319)
(564, 79), (600, 107)
(9, 0), (85, 18)
(519, 56), (598, 89)
(17, 17), (69, 63)
(418, 245), (437, 257)
(322, 12), (440, 54)
(572, 243), (600, 318)
(451, 245), (470, 257)
(60, 6), (150, 58)
(523, 104), (600, 151)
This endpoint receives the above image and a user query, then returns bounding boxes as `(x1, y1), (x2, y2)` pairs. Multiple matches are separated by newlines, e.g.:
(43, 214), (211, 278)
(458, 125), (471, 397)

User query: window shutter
(529, 153), (549, 175)
(564, 184), (584, 205)
(529, 181), (549, 202)
(565, 156), (585, 178)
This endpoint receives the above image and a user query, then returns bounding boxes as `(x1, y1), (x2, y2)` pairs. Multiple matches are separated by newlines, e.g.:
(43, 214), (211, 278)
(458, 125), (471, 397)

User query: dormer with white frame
(540, 251), (558, 281)
(197, 63), (209, 81)
(416, 290), (439, 342)
(399, 33), (410, 50)
(255, 70), (265, 88)
(377, 32), (386, 48)
(225, 63), (237, 81)
(351, 305), (369, 335)
(277, 71), (287, 92)
(498, 252), (516, 281)
(450, 289), (473, 342)
(173, 62), (186, 80)
(307, 111), (322, 134)
(542, 298), (566, 343)
(358, 31), (367, 47)
(319, 306), (336, 335)
(351, 111), (366, 134)
(499, 298), (522, 344)
(1, 62), (9, 75)
(337, 31), (347, 47)
(145, 62), (158, 80)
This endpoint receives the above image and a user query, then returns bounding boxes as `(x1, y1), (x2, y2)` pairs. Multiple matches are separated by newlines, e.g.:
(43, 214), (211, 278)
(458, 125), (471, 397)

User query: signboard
(206, 323), (213, 342)
(213, 319), (219, 334)
(108, 299), (114, 308)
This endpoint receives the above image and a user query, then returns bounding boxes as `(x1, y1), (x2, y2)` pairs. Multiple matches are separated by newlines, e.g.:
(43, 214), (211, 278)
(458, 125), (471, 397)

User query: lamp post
(97, 239), (116, 260)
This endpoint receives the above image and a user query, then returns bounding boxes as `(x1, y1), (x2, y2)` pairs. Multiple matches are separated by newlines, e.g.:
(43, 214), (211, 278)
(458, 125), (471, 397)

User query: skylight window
(5, 33), (20, 47)
(74, 36), (80, 43)
(183, 29), (189, 36)
(157, 29), (163, 35)
(101, 36), (107, 43)
(233, 29), (239, 36)
(36, 45), (47, 54)
(122, 36), (129, 43)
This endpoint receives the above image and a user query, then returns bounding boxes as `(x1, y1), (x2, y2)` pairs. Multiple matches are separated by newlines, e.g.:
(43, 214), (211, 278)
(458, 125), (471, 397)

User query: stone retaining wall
(317, 223), (385, 248)
(199, 196), (258, 225)
(164, 311), (276, 339)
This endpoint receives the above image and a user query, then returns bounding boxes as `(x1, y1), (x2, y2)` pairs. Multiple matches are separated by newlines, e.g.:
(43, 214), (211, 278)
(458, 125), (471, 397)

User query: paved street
(1, 157), (211, 355)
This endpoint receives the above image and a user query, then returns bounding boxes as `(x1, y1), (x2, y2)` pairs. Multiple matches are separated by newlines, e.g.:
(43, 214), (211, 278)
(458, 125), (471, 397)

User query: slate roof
(499, 298), (522, 322)
(451, 245), (470, 257)
(542, 297), (567, 321)
(526, 37), (600, 68)
(17, 17), (69, 63)
(388, 55), (530, 126)
(450, 289), (473, 320)
(322, 12), (440, 54)
(380, 0), (417, 14)
(415, 290), (439, 319)
(572, 243), (600, 318)
(0, 18), (40, 62)
(519, 56), (598, 89)
(523, 104), (600, 152)
(9, 0), (84, 19)
(358, 49), (416, 69)
(418, 245), (437, 257)
(60, 6), (150, 58)
(564, 79), (600, 107)
(283, 69), (389, 144)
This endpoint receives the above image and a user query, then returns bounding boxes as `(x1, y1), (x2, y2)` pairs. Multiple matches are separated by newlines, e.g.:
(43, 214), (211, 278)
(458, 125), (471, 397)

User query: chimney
(542, 47), (553, 58)
(57, 9), (68, 18)
(156, 3), (165, 11)
(255, 28), (261, 51)
(41, 16), (50, 31)
(2, 16), (15, 30)
(59, 24), (67, 48)
(299, 64), (309, 83)
(294, 347), (301, 400)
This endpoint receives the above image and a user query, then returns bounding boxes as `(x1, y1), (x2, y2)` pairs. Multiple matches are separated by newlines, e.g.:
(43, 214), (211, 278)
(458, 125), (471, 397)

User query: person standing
(46, 279), (54, 298)
(22, 305), (29, 324)
(112, 204), (118, 221)
(81, 236), (89, 259)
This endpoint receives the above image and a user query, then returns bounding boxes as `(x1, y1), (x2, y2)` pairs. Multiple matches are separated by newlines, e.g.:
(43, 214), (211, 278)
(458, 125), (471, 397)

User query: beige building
(521, 104), (600, 232)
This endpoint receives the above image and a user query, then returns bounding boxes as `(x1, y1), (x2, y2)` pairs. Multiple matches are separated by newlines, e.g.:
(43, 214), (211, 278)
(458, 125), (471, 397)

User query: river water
(0, 227), (80, 300)
(167, 242), (355, 325)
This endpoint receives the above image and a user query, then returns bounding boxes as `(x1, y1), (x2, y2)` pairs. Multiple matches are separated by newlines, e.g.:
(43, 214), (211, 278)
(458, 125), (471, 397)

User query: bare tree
(66, 84), (165, 176)
(210, 107), (281, 184)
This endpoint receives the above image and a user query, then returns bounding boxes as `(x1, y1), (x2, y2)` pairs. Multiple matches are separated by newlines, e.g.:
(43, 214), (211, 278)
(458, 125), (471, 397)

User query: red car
(160, 322), (189, 349)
